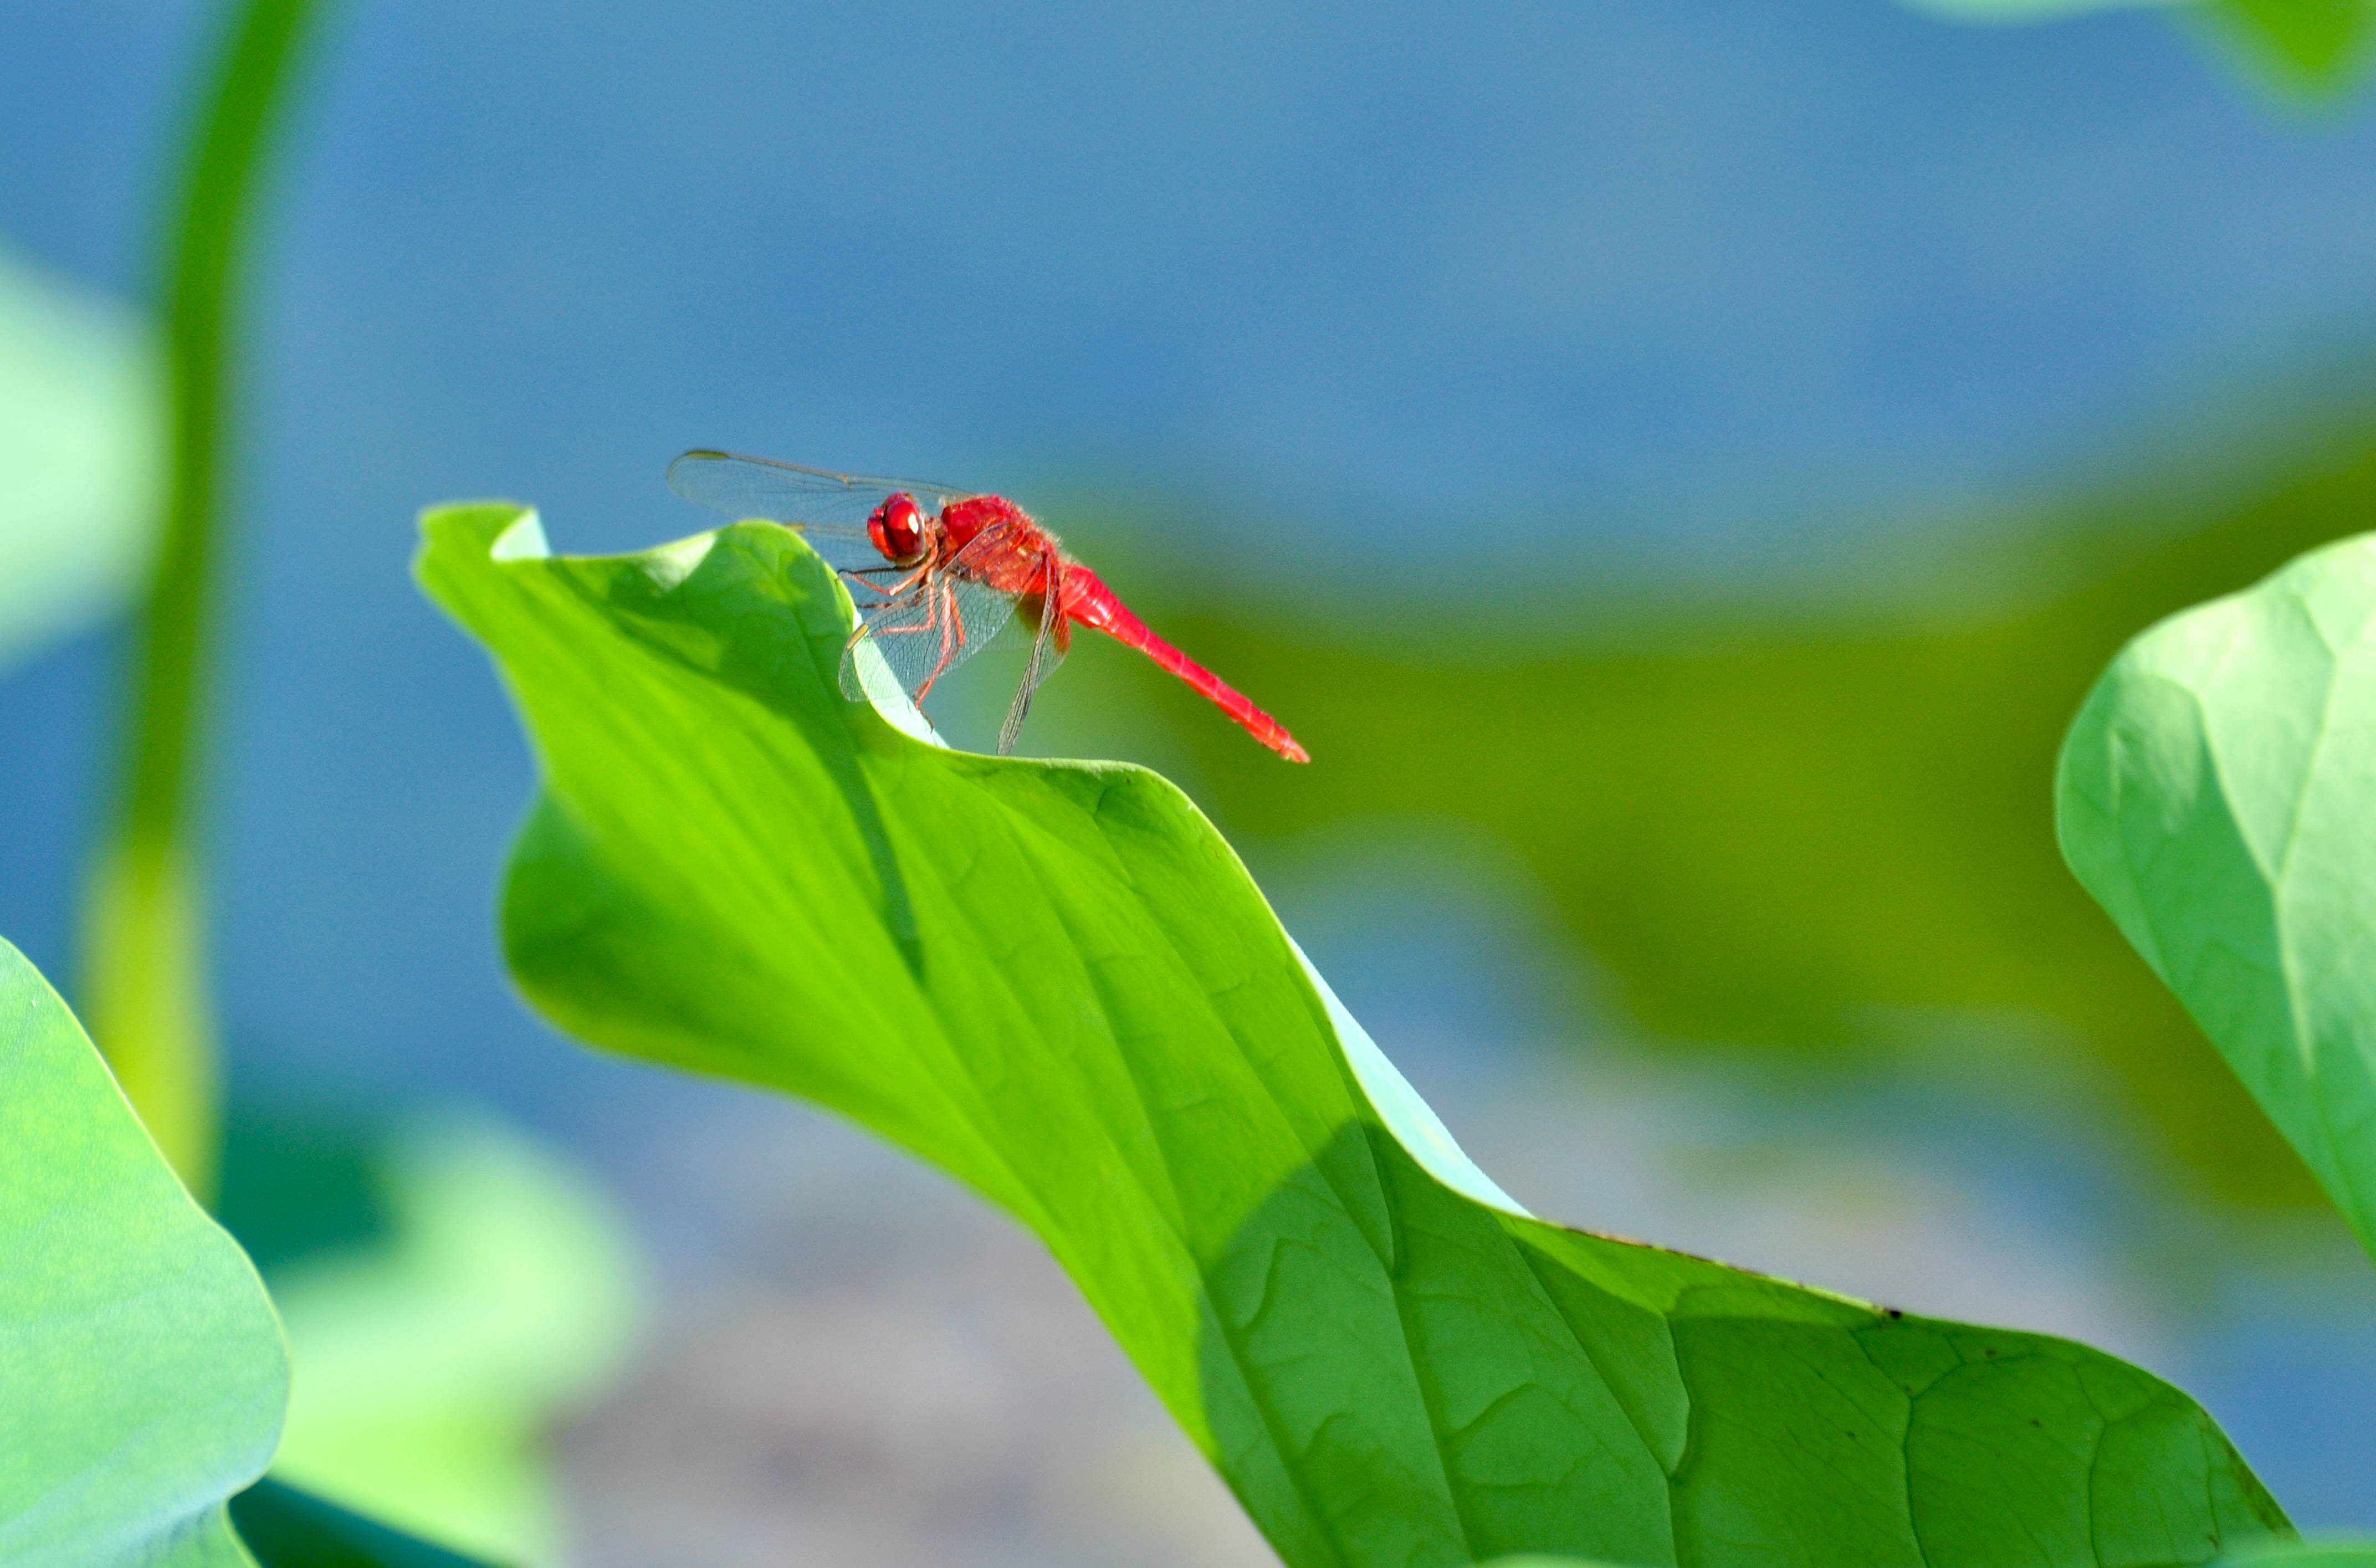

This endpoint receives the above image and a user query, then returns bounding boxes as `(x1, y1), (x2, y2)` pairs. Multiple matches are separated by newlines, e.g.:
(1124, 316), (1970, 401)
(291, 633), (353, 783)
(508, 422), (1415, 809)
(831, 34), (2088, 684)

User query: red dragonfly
(667, 450), (1309, 762)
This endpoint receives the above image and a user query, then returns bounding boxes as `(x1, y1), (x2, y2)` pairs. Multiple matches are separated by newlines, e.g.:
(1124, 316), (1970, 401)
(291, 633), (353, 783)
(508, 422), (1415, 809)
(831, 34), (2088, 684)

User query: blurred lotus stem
(84, 0), (324, 1203)
(83, 838), (217, 1198)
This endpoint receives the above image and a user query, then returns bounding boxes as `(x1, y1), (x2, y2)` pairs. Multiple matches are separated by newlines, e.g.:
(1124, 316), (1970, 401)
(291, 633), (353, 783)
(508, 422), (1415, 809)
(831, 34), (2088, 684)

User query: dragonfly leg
(846, 562), (951, 661)
(846, 605), (923, 652)
(916, 579), (965, 701)
(933, 582), (969, 696)
(849, 597), (939, 671)
(844, 563), (933, 604)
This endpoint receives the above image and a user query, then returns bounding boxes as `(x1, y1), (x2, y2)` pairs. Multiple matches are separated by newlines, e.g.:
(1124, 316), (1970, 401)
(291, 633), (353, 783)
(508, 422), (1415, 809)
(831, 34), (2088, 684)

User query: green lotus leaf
(422, 501), (2288, 1568)
(2060, 532), (2376, 1263)
(0, 937), (280, 1567)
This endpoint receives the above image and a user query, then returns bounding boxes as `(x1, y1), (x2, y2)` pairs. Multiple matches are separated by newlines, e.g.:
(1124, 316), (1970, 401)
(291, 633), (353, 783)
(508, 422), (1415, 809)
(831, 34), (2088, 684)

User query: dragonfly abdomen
(1061, 567), (1309, 763)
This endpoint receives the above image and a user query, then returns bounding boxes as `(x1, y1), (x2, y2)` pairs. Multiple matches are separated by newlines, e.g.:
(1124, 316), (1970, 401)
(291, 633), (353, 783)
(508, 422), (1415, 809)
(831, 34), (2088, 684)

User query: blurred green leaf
(0, 244), (161, 672)
(263, 1113), (643, 1567)
(2204, 0), (2374, 83)
(0, 935), (282, 1566)
(230, 1480), (505, 1568)
(218, 1103), (394, 1275)
(420, 501), (2288, 1568)
(1891, 0), (2373, 93)
(2058, 533), (2376, 1262)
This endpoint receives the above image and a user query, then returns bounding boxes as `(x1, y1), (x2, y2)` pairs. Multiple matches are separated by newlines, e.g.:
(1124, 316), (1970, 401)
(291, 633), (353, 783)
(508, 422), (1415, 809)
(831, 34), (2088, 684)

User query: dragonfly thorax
(867, 491), (931, 568)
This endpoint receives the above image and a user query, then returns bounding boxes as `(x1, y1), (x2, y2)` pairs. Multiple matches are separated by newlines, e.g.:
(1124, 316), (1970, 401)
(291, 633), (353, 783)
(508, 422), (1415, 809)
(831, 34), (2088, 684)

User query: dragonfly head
(867, 492), (931, 568)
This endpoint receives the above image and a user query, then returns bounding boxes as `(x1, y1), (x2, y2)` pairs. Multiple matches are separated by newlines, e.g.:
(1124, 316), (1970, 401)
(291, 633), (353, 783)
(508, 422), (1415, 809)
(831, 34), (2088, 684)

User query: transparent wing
(837, 525), (1028, 709)
(995, 568), (1067, 756)
(667, 449), (974, 575)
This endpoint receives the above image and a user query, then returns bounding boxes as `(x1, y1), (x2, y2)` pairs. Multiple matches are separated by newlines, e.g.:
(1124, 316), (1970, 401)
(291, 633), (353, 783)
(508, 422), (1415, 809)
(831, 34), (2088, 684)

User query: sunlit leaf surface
(422, 501), (2289, 1568)
(0, 937), (279, 1567)
(2061, 532), (2376, 1262)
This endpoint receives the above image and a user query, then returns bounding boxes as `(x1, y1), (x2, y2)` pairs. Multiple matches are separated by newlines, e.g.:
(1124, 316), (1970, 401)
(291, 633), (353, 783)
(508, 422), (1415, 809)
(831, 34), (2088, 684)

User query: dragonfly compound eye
(868, 493), (929, 567)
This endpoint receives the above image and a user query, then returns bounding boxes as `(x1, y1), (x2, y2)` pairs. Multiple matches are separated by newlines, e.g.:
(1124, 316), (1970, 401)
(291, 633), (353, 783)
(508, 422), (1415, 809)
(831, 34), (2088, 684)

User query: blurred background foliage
(1897, 0), (2375, 85)
(0, 247), (158, 677)
(1035, 417), (2376, 1208)
(11, 0), (2376, 1556)
(2198, 0), (2374, 83)
(253, 1113), (643, 1564)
